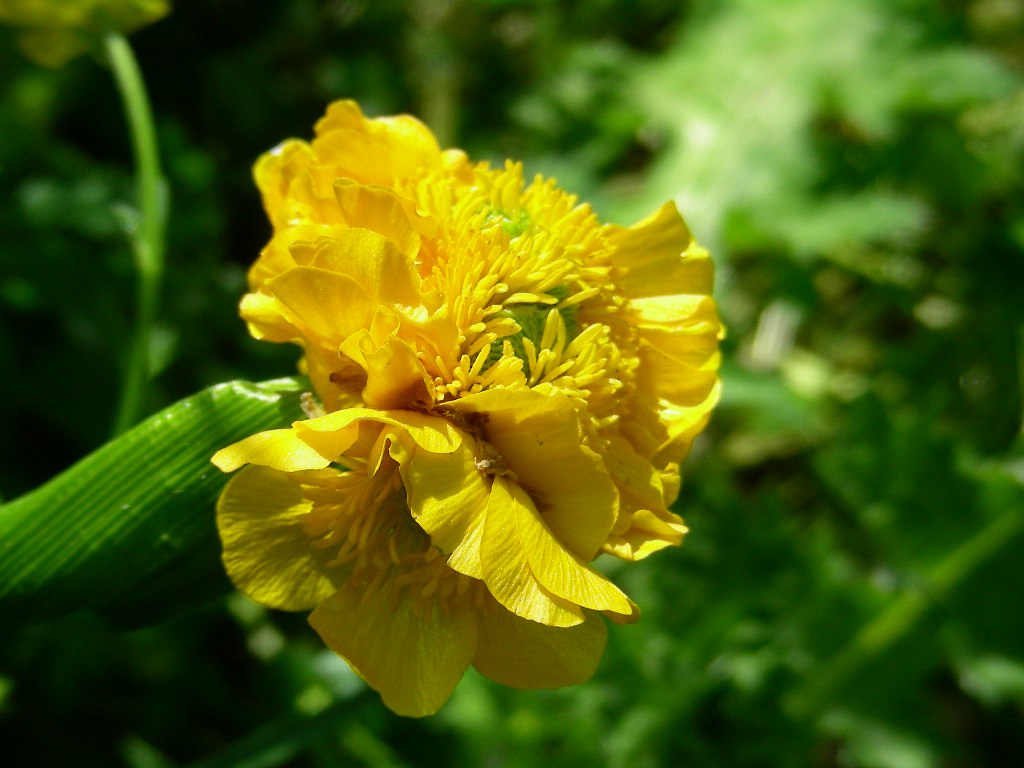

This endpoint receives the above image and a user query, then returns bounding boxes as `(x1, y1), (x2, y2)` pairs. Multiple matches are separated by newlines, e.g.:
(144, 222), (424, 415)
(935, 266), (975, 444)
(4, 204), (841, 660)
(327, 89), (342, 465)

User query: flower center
(486, 285), (580, 370)
(484, 207), (531, 238)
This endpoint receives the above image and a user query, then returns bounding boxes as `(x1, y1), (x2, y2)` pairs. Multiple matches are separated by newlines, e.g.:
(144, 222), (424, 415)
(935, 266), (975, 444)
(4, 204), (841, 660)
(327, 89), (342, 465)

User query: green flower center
(485, 208), (531, 238)
(488, 285), (580, 368)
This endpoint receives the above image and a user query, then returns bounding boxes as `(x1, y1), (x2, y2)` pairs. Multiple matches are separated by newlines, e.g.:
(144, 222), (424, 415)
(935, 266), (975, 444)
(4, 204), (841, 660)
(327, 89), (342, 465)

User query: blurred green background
(2, 0), (1023, 765)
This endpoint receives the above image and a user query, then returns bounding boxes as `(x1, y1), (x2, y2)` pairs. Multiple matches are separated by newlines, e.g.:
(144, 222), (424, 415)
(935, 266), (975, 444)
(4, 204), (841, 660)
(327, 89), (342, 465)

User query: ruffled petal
(332, 179), (436, 257)
(312, 101), (444, 188)
(239, 292), (302, 344)
(444, 388), (618, 559)
(296, 408), (462, 458)
(305, 227), (423, 309)
(253, 140), (320, 231)
(309, 580), (477, 717)
(481, 477), (584, 628)
(600, 434), (688, 560)
(607, 201), (714, 298)
(212, 428), (333, 473)
(217, 466), (341, 610)
(603, 508), (689, 562)
(267, 266), (374, 349)
(247, 224), (334, 294)
(339, 308), (435, 411)
(503, 478), (633, 618)
(391, 435), (490, 578)
(473, 601), (608, 690)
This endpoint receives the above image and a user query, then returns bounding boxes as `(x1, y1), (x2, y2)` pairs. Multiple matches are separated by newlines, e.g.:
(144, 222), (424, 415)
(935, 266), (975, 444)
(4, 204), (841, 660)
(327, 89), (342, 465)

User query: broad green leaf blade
(0, 377), (308, 627)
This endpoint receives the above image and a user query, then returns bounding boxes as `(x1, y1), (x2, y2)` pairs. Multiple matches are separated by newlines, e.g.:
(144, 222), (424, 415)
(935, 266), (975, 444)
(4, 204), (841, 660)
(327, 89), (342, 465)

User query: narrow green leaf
(0, 377), (307, 627)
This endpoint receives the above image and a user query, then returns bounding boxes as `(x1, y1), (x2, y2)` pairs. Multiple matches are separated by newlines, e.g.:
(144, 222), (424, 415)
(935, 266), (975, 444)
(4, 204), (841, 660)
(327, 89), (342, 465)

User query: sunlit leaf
(0, 377), (307, 627)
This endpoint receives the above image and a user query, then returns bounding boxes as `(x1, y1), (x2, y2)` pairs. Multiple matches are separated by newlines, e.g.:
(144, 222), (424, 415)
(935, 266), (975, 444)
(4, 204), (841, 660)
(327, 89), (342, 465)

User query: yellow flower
(0, 0), (168, 67)
(214, 100), (722, 716)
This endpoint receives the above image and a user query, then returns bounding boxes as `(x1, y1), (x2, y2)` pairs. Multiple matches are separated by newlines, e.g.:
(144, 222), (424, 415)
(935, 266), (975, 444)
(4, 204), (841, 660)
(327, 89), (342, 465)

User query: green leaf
(0, 377), (308, 628)
(183, 698), (369, 768)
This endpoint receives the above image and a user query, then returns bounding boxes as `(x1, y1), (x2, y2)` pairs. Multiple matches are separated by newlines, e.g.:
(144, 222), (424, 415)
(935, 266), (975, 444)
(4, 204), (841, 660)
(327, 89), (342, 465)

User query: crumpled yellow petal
(305, 228), (423, 310)
(212, 428), (333, 473)
(607, 201), (714, 298)
(482, 477), (584, 628)
(246, 224), (337, 296)
(599, 434), (688, 560)
(312, 101), (444, 188)
(295, 408), (462, 460)
(217, 465), (341, 611)
(214, 408), (461, 475)
(655, 381), (723, 466)
(309, 580), (477, 717)
(239, 292), (304, 344)
(333, 179), (436, 257)
(505, 478), (633, 617)
(482, 477), (632, 626)
(339, 307), (435, 411)
(619, 384), (722, 468)
(389, 434), (490, 578)
(253, 140), (321, 231)
(603, 508), (690, 562)
(473, 601), (608, 689)
(268, 266), (374, 349)
(629, 294), (722, 370)
(444, 388), (617, 560)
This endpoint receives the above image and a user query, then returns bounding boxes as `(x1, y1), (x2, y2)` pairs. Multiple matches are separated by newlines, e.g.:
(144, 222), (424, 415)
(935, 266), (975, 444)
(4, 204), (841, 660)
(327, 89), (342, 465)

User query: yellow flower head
(0, 0), (168, 67)
(214, 100), (722, 716)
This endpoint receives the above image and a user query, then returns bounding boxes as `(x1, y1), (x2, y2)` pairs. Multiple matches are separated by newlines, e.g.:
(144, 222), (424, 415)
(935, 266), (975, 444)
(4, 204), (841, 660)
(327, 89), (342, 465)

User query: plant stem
(786, 505), (1024, 718)
(103, 29), (167, 436)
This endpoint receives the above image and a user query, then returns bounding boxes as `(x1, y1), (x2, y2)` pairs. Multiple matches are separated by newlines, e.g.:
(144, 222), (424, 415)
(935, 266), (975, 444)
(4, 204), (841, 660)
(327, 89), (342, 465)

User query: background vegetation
(1, 0), (1022, 765)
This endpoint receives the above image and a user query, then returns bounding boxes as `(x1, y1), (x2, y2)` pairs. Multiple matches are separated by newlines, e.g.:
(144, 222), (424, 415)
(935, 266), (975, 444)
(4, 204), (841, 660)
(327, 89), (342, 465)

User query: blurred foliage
(1, 0), (1023, 766)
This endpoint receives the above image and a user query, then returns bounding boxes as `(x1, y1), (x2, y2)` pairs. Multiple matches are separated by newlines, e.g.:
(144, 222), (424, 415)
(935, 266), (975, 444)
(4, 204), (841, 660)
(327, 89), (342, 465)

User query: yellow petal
(607, 201), (714, 298)
(239, 292), (300, 343)
(481, 477), (584, 628)
(603, 508), (689, 562)
(333, 179), (435, 256)
(498, 438), (616, 562)
(305, 228), (423, 309)
(340, 308), (435, 411)
(473, 602), (608, 689)
(247, 224), (336, 292)
(652, 380), (723, 465)
(601, 434), (687, 556)
(446, 388), (617, 559)
(212, 429), (332, 473)
(660, 464), (682, 507)
(296, 408), (462, 458)
(312, 101), (443, 188)
(504, 478), (634, 618)
(638, 341), (720, 399)
(604, 597), (641, 625)
(253, 139), (319, 230)
(217, 465), (341, 610)
(392, 436), (490, 578)
(302, 344), (366, 414)
(629, 294), (721, 335)
(309, 580), (477, 717)
(268, 267), (374, 348)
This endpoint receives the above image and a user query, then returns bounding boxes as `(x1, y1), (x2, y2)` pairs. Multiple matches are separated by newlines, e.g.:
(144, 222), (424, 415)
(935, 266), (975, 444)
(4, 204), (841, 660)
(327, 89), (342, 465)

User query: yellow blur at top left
(0, 0), (168, 67)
